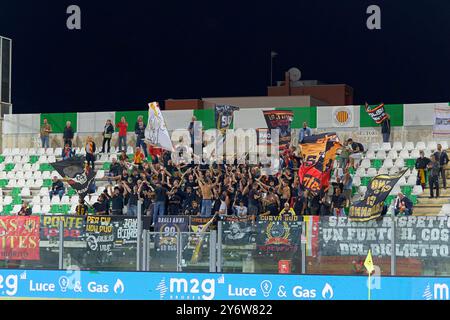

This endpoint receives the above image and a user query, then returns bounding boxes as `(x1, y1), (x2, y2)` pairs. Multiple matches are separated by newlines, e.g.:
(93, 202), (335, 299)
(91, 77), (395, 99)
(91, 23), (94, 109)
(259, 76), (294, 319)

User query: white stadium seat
(427, 141), (438, 151)
(360, 159), (371, 169)
(54, 148), (62, 156)
(37, 156), (48, 164)
(378, 167), (389, 175)
(33, 171), (42, 179)
(11, 148), (20, 156)
(28, 148), (37, 155)
(3, 196), (12, 205)
(390, 185), (402, 195)
(399, 149), (410, 159)
(375, 151), (386, 160)
(394, 158), (405, 168)
(15, 171), (24, 179)
(32, 205), (41, 214)
(41, 171), (51, 179)
(381, 142), (391, 151)
(24, 171), (33, 180)
(416, 141), (426, 151)
(7, 179), (16, 188)
(440, 204), (450, 216)
(21, 155), (30, 163)
(51, 197), (60, 205)
(32, 196), (41, 205)
(41, 205), (51, 214)
(60, 196), (70, 204)
(3, 148), (11, 156)
(367, 168), (377, 177)
(41, 196), (51, 205)
(16, 179), (26, 188)
(355, 167), (365, 177)
(37, 148), (46, 155)
(12, 163), (23, 172)
(382, 158), (394, 169)
(390, 166), (401, 175)
(39, 187), (49, 197)
(392, 142), (403, 151)
(13, 155), (21, 163)
(407, 175), (416, 186)
(387, 150), (398, 159)
(12, 205), (21, 214)
(33, 179), (43, 188)
(352, 176), (361, 187)
(439, 141), (449, 150)
(20, 187), (31, 197)
(398, 177), (407, 186)
(410, 149), (420, 159)
(45, 148), (54, 156)
(47, 156), (56, 163)
(365, 150), (376, 159)
(369, 143), (380, 151)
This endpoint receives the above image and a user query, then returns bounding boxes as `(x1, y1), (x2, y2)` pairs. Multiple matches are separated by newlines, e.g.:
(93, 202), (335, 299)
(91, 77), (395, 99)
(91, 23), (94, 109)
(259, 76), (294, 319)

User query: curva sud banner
(0, 216), (40, 260)
(2, 269), (450, 300)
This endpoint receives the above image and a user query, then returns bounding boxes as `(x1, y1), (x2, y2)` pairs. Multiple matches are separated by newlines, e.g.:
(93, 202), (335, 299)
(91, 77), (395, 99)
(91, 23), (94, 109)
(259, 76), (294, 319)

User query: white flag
(145, 102), (174, 151)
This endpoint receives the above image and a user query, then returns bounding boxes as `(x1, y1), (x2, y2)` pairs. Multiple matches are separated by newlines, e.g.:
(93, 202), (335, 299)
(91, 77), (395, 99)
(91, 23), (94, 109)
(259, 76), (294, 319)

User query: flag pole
(368, 272), (371, 300)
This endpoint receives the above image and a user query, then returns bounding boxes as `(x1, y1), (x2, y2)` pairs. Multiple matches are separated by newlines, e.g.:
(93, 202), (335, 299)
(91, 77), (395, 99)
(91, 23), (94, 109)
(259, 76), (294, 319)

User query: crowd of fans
(16, 115), (448, 220)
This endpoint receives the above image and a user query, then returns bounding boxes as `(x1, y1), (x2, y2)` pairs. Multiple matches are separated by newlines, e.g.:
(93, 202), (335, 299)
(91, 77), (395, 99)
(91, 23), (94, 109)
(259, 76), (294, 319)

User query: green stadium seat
(2, 204), (12, 215)
(67, 188), (76, 197)
(348, 167), (356, 175)
(61, 205), (71, 214)
(29, 155), (39, 164)
(50, 205), (61, 214)
(371, 159), (383, 169)
(11, 188), (20, 197)
(4, 163), (15, 172)
(0, 179), (8, 188)
(102, 162), (111, 170)
(361, 177), (372, 186)
(405, 159), (415, 169)
(410, 195), (418, 205)
(12, 196), (22, 205)
(0, 155), (5, 164)
(43, 179), (52, 188)
(352, 186), (358, 196)
(385, 195), (395, 205)
(127, 154), (134, 161)
(401, 186), (412, 196)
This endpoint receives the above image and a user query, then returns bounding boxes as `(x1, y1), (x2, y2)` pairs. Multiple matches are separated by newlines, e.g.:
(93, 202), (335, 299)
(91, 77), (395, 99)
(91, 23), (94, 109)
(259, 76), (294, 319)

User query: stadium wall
(0, 102), (446, 149)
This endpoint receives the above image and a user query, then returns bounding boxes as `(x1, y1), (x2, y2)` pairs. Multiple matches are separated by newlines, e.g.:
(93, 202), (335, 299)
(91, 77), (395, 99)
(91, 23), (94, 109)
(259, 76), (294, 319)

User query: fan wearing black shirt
(93, 194), (108, 215)
(109, 185), (125, 215)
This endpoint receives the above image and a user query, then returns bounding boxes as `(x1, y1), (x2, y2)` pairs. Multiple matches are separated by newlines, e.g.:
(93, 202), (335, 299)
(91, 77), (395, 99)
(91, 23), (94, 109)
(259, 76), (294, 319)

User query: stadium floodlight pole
(58, 219), (64, 270)
(270, 51), (278, 86)
(391, 216), (396, 276)
(137, 200), (143, 271)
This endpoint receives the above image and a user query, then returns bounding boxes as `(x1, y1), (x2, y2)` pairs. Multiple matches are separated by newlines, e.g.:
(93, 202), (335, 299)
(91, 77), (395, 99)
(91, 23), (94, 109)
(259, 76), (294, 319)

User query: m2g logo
(169, 278), (215, 300)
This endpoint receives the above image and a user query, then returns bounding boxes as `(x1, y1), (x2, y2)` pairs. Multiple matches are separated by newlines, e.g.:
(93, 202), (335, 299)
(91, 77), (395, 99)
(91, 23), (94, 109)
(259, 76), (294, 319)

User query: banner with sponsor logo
(0, 216), (40, 260)
(349, 169), (407, 222)
(154, 216), (189, 252)
(365, 102), (388, 124)
(433, 105), (450, 136)
(40, 215), (86, 248)
(298, 132), (342, 195)
(3, 268), (450, 300)
(256, 215), (302, 254)
(263, 110), (294, 149)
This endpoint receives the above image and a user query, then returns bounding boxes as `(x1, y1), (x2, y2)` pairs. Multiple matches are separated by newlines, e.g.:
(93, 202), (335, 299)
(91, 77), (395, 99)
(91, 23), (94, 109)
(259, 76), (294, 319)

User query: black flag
(50, 158), (96, 199)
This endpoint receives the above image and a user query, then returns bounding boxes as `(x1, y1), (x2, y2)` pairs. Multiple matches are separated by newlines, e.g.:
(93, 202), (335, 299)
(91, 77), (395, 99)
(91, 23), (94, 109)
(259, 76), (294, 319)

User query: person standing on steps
(415, 150), (430, 191)
(434, 144), (449, 190)
(381, 114), (391, 143)
(428, 154), (440, 199)
(101, 119), (114, 154)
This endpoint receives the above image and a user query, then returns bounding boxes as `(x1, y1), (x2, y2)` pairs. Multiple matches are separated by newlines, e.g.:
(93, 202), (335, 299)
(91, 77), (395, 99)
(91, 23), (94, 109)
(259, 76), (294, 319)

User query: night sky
(1, 0), (450, 113)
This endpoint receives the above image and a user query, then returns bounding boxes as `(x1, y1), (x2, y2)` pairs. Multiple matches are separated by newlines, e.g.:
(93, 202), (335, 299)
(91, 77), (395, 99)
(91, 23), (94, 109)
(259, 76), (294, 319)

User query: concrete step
(420, 188), (450, 197)
(416, 197), (450, 205)
(412, 207), (441, 215)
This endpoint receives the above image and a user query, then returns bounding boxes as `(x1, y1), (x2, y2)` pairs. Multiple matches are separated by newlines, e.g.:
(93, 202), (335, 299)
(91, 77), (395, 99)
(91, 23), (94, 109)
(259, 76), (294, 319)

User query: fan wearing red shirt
(116, 116), (128, 152)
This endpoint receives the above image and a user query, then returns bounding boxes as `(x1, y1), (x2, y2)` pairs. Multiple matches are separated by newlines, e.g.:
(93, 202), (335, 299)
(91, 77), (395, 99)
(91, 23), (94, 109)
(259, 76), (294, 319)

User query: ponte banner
(349, 169), (408, 222)
(298, 132), (342, 194)
(0, 216), (40, 260)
